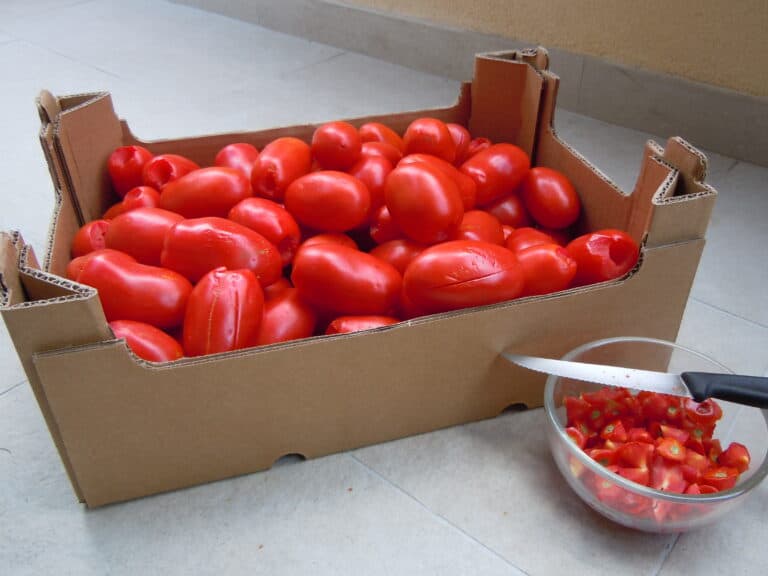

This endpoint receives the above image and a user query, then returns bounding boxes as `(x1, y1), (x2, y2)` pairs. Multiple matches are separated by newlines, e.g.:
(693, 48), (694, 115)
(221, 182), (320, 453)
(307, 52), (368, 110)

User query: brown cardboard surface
(2, 48), (717, 506)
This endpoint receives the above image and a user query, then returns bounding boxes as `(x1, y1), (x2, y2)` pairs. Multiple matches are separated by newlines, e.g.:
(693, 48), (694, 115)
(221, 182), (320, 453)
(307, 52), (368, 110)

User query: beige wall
(344, 0), (768, 98)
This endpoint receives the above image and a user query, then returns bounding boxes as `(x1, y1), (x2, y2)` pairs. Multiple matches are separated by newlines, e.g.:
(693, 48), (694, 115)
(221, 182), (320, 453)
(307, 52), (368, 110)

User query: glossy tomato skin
(521, 167), (581, 229)
(285, 171), (371, 232)
(228, 198), (301, 266)
(325, 315), (399, 335)
(251, 137), (312, 201)
(460, 143), (530, 205)
(384, 163), (463, 245)
(66, 248), (135, 282)
(403, 240), (525, 314)
(108, 145), (154, 197)
(484, 193), (531, 228)
(369, 239), (425, 275)
(77, 249), (192, 328)
(71, 219), (110, 257)
(254, 288), (317, 346)
(109, 320), (183, 362)
(451, 210), (505, 245)
(263, 276), (293, 300)
(398, 153), (477, 210)
(403, 118), (456, 163)
(105, 207), (184, 266)
(465, 137), (491, 160)
(369, 205), (402, 244)
(142, 154), (200, 190)
(446, 123), (472, 165)
(359, 122), (405, 152)
(214, 143), (260, 180)
(291, 243), (402, 316)
(299, 232), (358, 253)
(160, 166), (252, 218)
(183, 267), (264, 357)
(311, 121), (361, 170)
(505, 227), (555, 253)
(516, 243), (577, 296)
(348, 155), (393, 212)
(566, 229), (640, 286)
(161, 217), (282, 286)
(103, 186), (161, 219)
(360, 141), (403, 166)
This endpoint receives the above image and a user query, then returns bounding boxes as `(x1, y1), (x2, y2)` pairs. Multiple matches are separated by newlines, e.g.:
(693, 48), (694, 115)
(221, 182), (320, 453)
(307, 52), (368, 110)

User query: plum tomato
(403, 118), (456, 163)
(465, 137), (491, 160)
(359, 122), (405, 153)
(398, 153), (477, 210)
(460, 143), (530, 205)
(251, 137), (312, 201)
(109, 320), (183, 362)
(71, 219), (110, 257)
(484, 193), (531, 228)
(311, 121), (362, 170)
(516, 243), (577, 296)
(446, 123), (472, 165)
(299, 232), (358, 253)
(103, 185), (161, 219)
(325, 315), (399, 335)
(369, 239), (425, 275)
(348, 155), (393, 213)
(105, 207), (184, 266)
(228, 197), (301, 267)
(160, 166), (252, 219)
(566, 229), (640, 286)
(360, 141), (403, 166)
(285, 171), (371, 232)
(505, 227), (556, 253)
(142, 154), (200, 190)
(369, 205), (403, 244)
(107, 145), (154, 197)
(214, 142), (260, 180)
(254, 288), (317, 346)
(521, 167), (581, 229)
(451, 210), (505, 245)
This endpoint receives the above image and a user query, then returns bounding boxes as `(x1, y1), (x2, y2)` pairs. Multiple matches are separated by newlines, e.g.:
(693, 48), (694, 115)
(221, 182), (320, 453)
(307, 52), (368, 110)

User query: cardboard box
(0, 48), (717, 507)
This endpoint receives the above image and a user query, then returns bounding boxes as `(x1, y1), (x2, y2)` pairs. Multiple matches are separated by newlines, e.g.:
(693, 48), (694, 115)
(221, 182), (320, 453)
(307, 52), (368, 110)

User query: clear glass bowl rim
(543, 335), (768, 504)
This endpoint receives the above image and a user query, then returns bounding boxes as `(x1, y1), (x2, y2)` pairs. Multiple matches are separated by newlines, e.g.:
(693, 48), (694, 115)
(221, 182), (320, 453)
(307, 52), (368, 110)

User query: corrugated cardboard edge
(0, 231), (113, 502)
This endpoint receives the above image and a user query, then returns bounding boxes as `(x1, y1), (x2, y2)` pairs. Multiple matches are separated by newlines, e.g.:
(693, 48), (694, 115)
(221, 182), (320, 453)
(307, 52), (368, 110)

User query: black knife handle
(681, 372), (768, 408)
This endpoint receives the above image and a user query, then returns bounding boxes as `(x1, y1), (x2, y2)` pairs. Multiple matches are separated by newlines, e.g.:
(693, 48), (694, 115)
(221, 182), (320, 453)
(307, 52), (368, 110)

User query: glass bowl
(543, 336), (768, 532)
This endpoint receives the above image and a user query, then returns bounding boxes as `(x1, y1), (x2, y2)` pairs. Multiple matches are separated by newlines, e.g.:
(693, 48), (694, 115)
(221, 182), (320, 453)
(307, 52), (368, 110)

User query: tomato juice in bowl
(543, 337), (768, 532)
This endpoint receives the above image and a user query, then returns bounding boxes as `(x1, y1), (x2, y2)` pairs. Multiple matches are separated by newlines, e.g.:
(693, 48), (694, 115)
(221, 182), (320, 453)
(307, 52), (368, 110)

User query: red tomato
(516, 243), (577, 296)
(460, 143), (530, 205)
(77, 249), (192, 328)
(254, 288), (317, 346)
(384, 163), (463, 245)
(142, 154), (200, 190)
(718, 442), (751, 473)
(539, 227), (572, 247)
(348, 155), (393, 212)
(702, 467), (739, 491)
(311, 121), (361, 170)
(360, 141), (403, 166)
(107, 145), (154, 197)
(263, 277), (293, 300)
(228, 198), (301, 266)
(325, 315), (399, 335)
(451, 210), (504, 245)
(66, 248), (135, 282)
(505, 227), (555, 253)
(587, 448), (617, 467)
(565, 426), (587, 449)
(71, 219), (110, 257)
(659, 424), (690, 444)
(684, 398), (723, 426)
(403, 240), (525, 314)
(105, 207), (184, 266)
(103, 186), (161, 219)
(398, 153), (477, 210)
(628, 428), (655, 444)
(299, 232), (358, 252)
(109, 320), (183, 362)
(369, 205), (403, 244)
(403, 118), (456, 163)
(650, 455), (687, 493)
(160, 166), (252, 219)
(600, 420), (628, 443)
(183, 267), (264, 357)
(484, 193), (531, 228)
(214, 142), (260, 180)
(617, 442), (654, 469)
(369, 239), (425, 275)
(566, 229), (640, 286)
(657, 437), (687, 463)
(446, 123), (471, 165)
(359, 122), (404, 152)
(521, 167), (581, 229)
(465, 137), (491, 160)
(291, 243), (402, 316)
(285, 171), (371, 232)
(251, 137), (312, 201)
(161, 217), (282, 286)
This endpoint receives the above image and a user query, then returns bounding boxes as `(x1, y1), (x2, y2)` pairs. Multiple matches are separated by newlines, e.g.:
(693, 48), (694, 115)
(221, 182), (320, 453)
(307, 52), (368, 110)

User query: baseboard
(172, 0), (768, 166)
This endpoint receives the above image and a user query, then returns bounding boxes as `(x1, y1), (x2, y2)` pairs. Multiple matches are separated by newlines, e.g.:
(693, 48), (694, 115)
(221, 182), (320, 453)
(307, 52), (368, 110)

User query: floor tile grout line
(0, 380), (25, 398)
(652, 533), (681, 576)
(690, 296), (768, 331)
(347, 453), (530, 576)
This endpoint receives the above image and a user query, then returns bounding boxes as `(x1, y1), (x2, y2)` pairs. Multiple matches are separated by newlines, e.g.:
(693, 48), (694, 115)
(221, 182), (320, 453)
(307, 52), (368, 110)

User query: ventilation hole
(500, 402), (528, 415)
(272, 453), (306, 468)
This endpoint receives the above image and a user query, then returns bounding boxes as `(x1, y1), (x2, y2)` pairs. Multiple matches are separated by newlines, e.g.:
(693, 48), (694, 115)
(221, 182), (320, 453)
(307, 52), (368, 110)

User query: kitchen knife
(503, 352), (768, 409)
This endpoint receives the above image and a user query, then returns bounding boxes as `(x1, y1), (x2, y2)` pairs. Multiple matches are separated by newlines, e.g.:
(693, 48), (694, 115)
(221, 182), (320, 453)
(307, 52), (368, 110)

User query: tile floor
(1, 1), (767, 574)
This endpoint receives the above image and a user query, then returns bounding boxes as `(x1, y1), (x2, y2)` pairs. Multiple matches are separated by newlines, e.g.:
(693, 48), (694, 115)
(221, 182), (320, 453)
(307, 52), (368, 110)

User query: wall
(344, 0), (768, 97)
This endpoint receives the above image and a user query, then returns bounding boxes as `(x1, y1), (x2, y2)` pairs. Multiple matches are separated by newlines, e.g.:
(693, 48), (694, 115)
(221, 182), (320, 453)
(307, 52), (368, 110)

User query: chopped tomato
(702, 467), (739, 491)
(718, 442), (751, 473)
(657, 437), (686, 463)
(600, 420), (628, 443)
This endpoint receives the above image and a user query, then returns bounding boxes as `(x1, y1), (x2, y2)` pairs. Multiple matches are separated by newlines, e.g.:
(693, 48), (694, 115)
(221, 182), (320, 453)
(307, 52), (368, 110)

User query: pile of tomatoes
(565, 386), (751, 517)
(67, 117), (640, 362)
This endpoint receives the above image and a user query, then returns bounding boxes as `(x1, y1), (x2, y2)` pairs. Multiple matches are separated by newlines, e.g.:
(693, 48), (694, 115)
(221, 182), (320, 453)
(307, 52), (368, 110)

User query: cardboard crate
(0, 48), (717, 507)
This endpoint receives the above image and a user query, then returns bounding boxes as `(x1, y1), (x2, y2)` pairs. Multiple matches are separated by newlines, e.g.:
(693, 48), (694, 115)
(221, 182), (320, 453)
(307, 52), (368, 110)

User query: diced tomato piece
(616, 466), (650, 486)
(664, 400), (684, 424)
(651, 455), (687, 493)
(702, 466), (739, 491)
(718, 442), (751, 473)
(600, 419), (628, 443)
(639, 391), (672, 421)
(657, 437), (687, 462)
(706, 438), (723, 464)
(628, 427), (654, 444)
(680, 464), (701, 484)
(565, 426), (587, 449)
(684, 448), (709, 475)
(684, 398), (723, 425)
(565, 396), (591, 424)
(659, 424), (690, 444)
(617, 441), (654, 469)
(602, 439), (625, 451)
(586, 448), (617, 467)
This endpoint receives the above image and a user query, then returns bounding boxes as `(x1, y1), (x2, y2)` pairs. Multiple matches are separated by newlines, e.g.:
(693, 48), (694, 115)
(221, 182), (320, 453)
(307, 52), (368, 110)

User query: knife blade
(502, 351), (768, 408)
